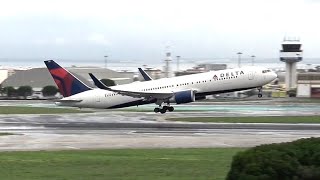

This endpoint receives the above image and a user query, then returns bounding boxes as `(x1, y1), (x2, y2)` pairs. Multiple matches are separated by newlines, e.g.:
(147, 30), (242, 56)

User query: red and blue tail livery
(44, 60), (92, 97)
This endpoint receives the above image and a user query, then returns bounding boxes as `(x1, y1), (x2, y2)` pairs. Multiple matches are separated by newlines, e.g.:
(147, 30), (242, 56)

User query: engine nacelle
(170, 90), (196, 104)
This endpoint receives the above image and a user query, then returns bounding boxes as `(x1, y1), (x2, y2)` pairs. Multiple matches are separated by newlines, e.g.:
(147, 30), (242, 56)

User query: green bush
(287, 89), (297, 97)
(3, 86), (17, 97)
(227, 137), (320, 180)
(42, 85), (58, 96)
(17, 86), (33, 98)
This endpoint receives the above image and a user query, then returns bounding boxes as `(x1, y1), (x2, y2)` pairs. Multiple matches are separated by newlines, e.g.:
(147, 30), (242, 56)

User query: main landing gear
(257, 87), (263, 98)
(154, 105), (174, 114)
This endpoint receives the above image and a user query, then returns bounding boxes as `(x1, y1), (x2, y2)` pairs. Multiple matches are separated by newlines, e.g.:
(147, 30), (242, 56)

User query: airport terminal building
(1, 67), (135, 97)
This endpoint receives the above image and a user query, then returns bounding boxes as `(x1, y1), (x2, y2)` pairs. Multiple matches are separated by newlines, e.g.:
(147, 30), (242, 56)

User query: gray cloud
(0, 0), (319, 63)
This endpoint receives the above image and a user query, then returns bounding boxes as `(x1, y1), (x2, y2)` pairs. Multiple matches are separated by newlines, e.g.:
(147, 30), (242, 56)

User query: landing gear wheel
(258, 94), (262, 98)
(162, 106), (168, 111)
(154, 107), (160, 113)
(160, 108), (166, 114)
(168, 106), (174, 112)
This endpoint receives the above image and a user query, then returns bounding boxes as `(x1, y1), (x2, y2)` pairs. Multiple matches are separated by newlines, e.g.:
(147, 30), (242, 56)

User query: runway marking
(65, 146), (80, 149)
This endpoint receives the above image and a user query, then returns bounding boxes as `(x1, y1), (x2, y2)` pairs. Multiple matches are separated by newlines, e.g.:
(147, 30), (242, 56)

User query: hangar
(1, 67), (134, 95)
(297, 73), (320, 98)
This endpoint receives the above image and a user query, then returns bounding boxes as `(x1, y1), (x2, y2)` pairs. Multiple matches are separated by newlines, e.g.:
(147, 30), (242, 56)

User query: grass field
(0, 148), (243, 180)
(0, 106), (90, 114)
(0, 132), (14, 136)
(168, 116), (320, 123)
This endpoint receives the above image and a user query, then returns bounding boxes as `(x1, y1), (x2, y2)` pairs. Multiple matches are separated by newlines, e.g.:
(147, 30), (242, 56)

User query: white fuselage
(57, 66), (277, 109)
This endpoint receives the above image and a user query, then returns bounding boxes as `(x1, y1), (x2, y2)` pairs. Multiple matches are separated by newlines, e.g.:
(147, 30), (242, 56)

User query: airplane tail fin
(44, 60), (92, 97)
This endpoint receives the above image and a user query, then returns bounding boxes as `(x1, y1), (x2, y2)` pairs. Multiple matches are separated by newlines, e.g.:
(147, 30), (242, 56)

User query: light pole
(104, 55), (108, 69)
(251, 55), (255, 66)
(237, 52), (242, 67)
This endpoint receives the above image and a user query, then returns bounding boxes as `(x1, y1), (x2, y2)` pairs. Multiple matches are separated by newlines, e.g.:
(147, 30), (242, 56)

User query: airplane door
(95, 95), (100, 102)
(248, 71), (255, 80)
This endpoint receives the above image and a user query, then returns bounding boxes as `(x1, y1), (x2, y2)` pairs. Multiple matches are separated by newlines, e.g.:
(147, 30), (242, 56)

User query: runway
(0, 100), (320, 151)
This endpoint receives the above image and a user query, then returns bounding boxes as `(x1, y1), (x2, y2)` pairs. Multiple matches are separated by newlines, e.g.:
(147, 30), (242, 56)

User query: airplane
(44, 60), (277, 113)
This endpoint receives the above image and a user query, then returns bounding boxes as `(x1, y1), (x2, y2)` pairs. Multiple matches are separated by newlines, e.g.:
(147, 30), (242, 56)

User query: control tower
(280, 38), (303, 90)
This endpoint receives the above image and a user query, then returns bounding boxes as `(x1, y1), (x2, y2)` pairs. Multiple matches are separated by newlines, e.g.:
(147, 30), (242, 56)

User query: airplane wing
(89, 73), (173, 99)
(89, 73), (110, 90)
(138, 68), (153, 81)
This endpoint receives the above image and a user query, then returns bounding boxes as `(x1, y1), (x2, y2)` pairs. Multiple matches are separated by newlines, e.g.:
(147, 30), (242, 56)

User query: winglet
(89, 73), (110, 90)
(138, 68), (153, 81)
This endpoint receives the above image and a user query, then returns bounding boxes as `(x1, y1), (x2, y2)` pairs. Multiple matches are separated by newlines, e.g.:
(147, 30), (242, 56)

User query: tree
(100, 79), (115, 86)
(42, 85), (58, 96)
(17, 86), (33, 98)
(3, 86), (17, 97)
(0, 84), (3, 96)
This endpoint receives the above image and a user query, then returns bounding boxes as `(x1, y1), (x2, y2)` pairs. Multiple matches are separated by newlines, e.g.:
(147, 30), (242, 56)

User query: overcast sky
(0, 0), (320, 62)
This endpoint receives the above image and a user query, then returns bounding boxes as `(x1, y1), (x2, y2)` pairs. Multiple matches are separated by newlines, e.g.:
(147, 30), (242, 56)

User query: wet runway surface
(0, 100), (320, 150)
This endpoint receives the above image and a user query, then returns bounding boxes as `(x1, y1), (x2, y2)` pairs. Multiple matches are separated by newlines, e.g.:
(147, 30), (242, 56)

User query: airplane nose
(270, 72), (277, 81)
(273, 72), (278, 79)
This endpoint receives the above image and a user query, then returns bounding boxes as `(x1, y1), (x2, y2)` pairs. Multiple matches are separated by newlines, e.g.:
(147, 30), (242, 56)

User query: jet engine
(170, 90), (196, 104)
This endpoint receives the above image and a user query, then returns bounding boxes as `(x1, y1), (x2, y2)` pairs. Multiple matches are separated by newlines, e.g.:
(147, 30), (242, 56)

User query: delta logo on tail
(44, 60), (91, 97)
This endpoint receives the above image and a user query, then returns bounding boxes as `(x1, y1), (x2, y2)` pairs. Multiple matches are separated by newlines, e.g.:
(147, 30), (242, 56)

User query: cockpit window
(262, 70), (271, 73)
